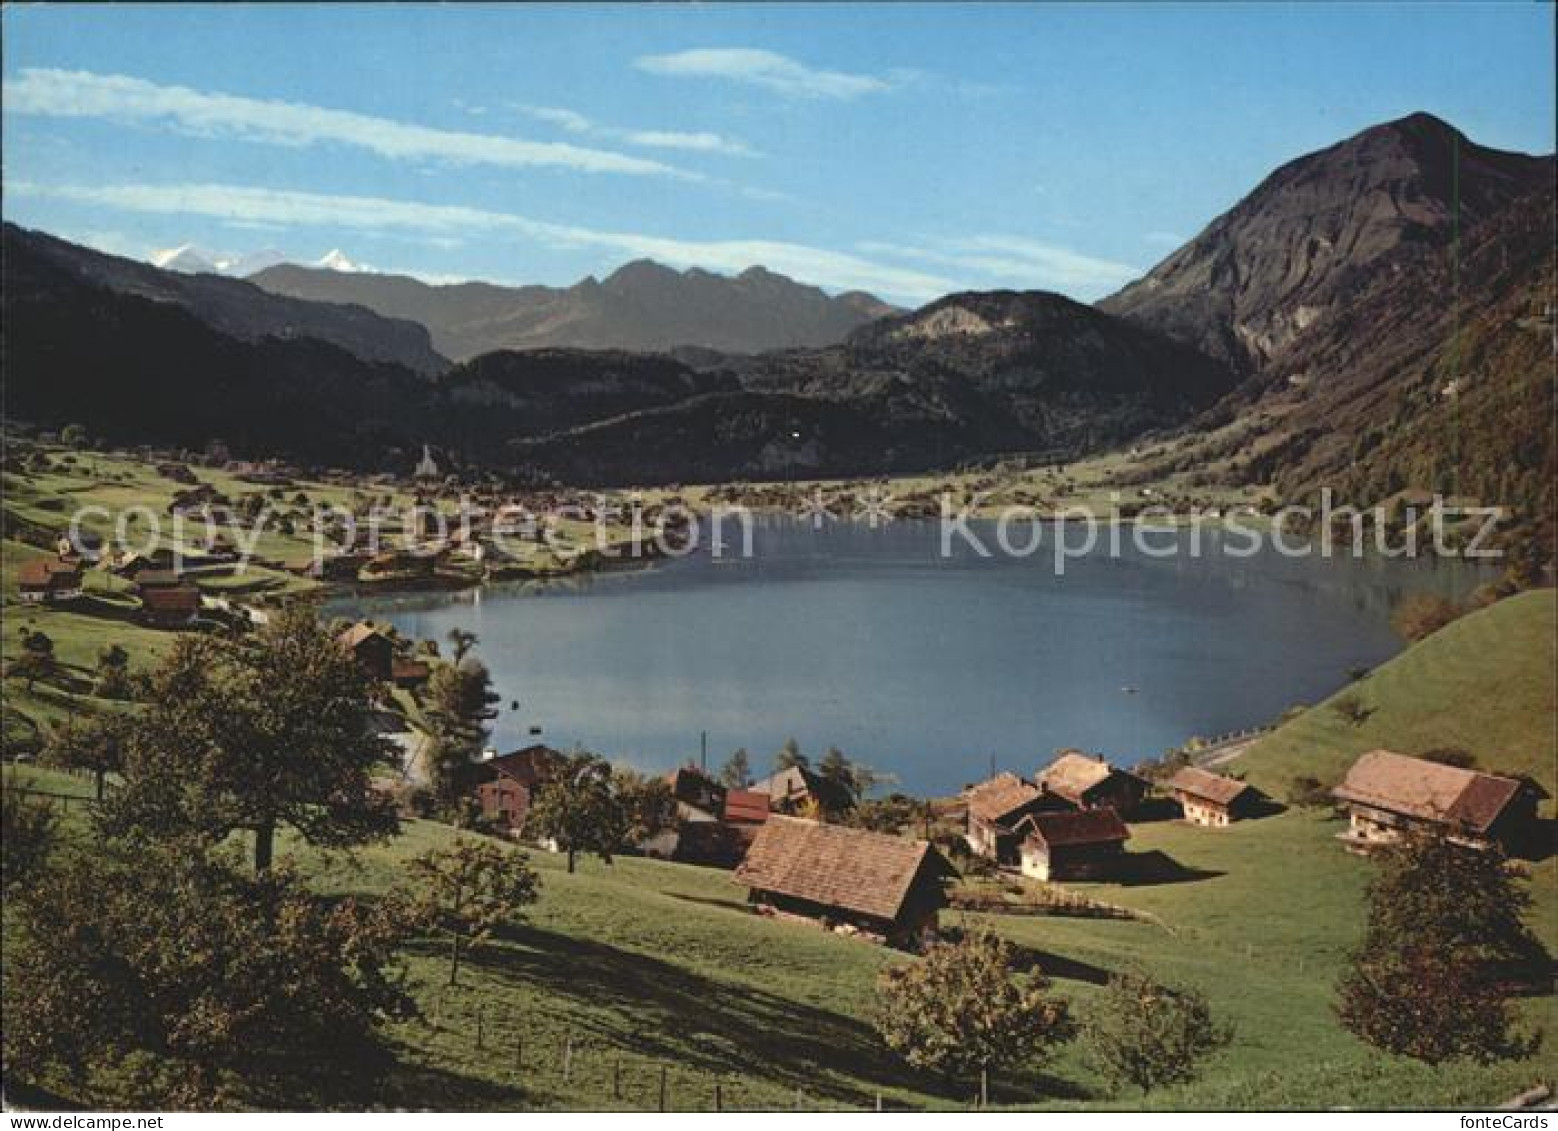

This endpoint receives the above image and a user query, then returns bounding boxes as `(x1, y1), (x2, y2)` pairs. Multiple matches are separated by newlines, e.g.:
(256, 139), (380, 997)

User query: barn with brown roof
(734, 817), (953, 947)
(1166, 766), (1263, 827)
(963, 772), (1047, 864)
(17, 558), (83, 604)
(337, 622), (396, 682)
(465, 744), (564, 835)
(139, 583), (201, 628)
(1332, 749), (1543, 853)
(1016, 809), (1131, 882)
(1036, 751), (1148, 816)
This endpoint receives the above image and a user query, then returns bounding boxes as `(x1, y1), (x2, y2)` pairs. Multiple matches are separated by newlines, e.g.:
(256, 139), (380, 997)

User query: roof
(1019, 808), (1130, 849)
(337, 622), (391, 649)
(734, 817), (947, 922)
(1038, 751), (1135, 803)
(1332, 750), (1530, 834)
(751, 764), (853, 810)
(133, 569), (184, 589)
(17, 559), (82, 586)
(486, 744), (563, 785)
(1166, 766), (1255, 807)
(965, 772), (1043, 824)
(724, 789), (771, 824)
(141, 585), (201, 613)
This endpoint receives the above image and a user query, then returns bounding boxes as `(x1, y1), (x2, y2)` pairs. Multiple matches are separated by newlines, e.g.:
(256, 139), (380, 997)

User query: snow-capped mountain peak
(315, 249), (360, 273)
(151, 244), (219, 274)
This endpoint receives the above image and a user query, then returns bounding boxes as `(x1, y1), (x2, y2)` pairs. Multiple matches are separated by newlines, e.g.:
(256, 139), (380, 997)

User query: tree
(615, 769), (679, 848)
(1336, 831), (1545, 1064)
(4, 839), (415, 1108)
(875, 931), (1075, 1091)
(424, 658), (501, 809)
(98, 607), (398, 872)
(10, 631), (57, 693)
(1330, 694), (1373, 727)
(1083, 969), (1229, 1094)
(819, 745), (891, 805)
(408, 838), (540, 986)
(59, 423), (89, 449)
(848, 794), (931, 836)
(45, 713), (127, 801)
(93, 643), (133, 699)
(1390, 592), (1463, 643)
(719, 747), (753, 789)
(445, 627), (479, 666)
(526, 751), (625, 873)
(1, 787), (58, 891)
(774, 737), (807, 771)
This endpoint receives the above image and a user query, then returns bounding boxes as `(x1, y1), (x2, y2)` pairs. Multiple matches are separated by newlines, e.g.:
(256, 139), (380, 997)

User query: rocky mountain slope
(5, 225), (448, 377)
(1099, 113), (1550, 375)
(249, 258), (898, 359)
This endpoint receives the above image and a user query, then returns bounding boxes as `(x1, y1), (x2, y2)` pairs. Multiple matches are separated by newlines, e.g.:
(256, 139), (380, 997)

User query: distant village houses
(465, 745), (564, 835)
(734, 817), (953, 948)
(1332, 749), (1544, 854)
(751, 763), (854, 817)
(17, 558), (83, 604)
(963, 772), (1047, 865)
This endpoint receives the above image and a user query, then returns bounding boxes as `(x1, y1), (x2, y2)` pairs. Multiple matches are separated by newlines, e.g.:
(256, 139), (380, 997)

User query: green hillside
(1238, 589), (1557, 798)
(9, 761), (1553, 1112)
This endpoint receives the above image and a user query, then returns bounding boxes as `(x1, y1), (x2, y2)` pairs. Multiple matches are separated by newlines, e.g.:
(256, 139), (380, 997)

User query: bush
(1390, 592), (1463, 643)
(1083, 970), (1230, 1094)
(1287, 775), (1333, 810)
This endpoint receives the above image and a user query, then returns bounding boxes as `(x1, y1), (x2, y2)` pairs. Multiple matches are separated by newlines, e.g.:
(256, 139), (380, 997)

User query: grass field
(9, 753), (1553, 1111)
(1238, 589), (1557, 798)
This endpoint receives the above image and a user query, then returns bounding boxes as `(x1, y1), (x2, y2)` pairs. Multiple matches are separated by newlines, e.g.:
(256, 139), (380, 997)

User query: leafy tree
(719, 747), (753, 789)
(407, 838), (540, 986)
(445, 627), (479, 666)
(1390, 592), (1463, 643)
(876, 931), (1075, 1089)
(615, 769), (680, 848)
(3, 839), (415, 1108)
(774, 737), (807, 771)
(1, 787), (58, 891)
(1083, 969), (1229, 1094)
(424, 658), (501, 809)
(98, 607), (398, 872)
(94, 643), (132, 699)
(527, 751), (625, 873)
(848, 793), (932, 836)
(10, 631), (57, 693)
(59, 423), (89, 449)
(1286, 775), (1333, 810)
(1330, 694), (1373, 727)
(45, 713), (127, 801)
(1336, 831), (1545, 1064)
(819, 745), (891, 805)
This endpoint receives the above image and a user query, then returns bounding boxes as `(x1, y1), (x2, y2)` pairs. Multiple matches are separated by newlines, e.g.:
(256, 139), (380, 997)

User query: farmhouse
(734, 817), (953, 947)
(390, 657), (431, 690)
(17, 558), (83, 604)
(1332, 749), (1544, 853)
(1036, 750), (1148, 816)
(751, 764), (854, 816)
(467, 744), (564, 835)
(139, 584), (201, 628)
(963, 772), (1047, 864)
(336, 622), (396, 683)
(1016, 809), (1131, 882)
(1166, 766), (1263, 826)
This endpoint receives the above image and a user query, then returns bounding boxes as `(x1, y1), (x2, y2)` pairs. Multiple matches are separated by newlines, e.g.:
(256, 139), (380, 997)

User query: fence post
(715, 1082), (722, 1112)
(658, 1065), (668, 1112)
(794, 1085), (803, 1111)
(612, 1057), (621, 1101)
(876, 1093), (883, 1112)
(563, 1037), (573, 1085)
(476, 1004), (484, 1049)
(515, 1034), (523, 1073)
(980, 1067), (989, 1109)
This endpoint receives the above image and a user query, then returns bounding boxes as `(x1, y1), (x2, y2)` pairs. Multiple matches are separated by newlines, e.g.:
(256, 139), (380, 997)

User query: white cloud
(517, 103), (755, 157)
(3, 68), (690, 178)
(859, 235), (1140, 298)
(8, 179), (953, 302)
(634, 48), (890, 100)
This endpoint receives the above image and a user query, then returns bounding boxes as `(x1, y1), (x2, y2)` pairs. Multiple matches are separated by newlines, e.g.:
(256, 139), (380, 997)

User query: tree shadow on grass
(436, 922), (1089, 1107)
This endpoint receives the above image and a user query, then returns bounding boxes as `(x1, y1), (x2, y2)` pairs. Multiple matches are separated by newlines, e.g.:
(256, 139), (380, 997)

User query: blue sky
(3, 3), (1553, 304)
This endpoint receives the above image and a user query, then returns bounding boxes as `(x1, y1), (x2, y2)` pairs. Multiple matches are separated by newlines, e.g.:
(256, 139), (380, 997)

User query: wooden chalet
(751, 764), (854, 816)
(17, 558), (83, 604)
(1166, 766), (1263, 827)
(467, 745), (564, 835)
(1035, 751), (1148, 816)
(1016, 809), (1130, 882)
(336, 622), (396, 682)
(734, 817), (953, 947)
(963, 772), (1047, 864)
(1332, 749), (1544, 853)
(139, 583), (201, 628)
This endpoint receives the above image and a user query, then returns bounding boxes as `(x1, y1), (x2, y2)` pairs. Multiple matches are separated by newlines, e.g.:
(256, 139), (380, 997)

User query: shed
(336, 622), (396, 683)
(734, 817), (952, 947)
(1332, 750), (1544, 853)
(1016, 809), (1130, 882)
(963, 772), (1047, 864)
(1036, 751), (1148, 816)
(1166, 766), (1262, 826)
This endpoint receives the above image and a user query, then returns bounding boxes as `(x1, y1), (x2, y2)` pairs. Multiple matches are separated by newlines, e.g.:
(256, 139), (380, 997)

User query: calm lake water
(327, 518), (1487, 795)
